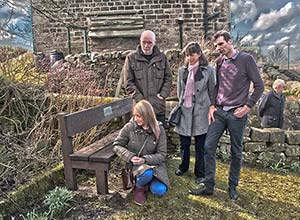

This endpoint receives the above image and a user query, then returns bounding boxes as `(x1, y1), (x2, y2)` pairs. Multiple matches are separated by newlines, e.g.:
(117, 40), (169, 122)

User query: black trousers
(156, 113), (166, 128)
(178, 134), (206, 178)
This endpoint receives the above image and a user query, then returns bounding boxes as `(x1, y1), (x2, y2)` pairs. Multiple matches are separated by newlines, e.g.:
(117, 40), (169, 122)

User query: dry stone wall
(167, 126), (300, 167)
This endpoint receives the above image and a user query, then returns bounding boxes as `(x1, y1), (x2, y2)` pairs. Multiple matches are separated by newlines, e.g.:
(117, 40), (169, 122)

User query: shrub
(0, 52), (45, 85)
(21, 187), (73, 220)
(0, 46), (28, 63)
(44, 187), (73, 219)
(290, 162), (300, 173)
(45, 61), (100, 96)
(21, 210), (48, 220)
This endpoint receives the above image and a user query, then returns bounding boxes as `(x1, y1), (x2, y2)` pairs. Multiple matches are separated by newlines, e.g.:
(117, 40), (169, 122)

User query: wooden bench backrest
(60, 97), (133, 137)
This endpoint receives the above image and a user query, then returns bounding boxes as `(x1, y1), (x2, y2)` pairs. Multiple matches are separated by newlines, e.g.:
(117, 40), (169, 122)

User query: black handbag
(168, 105), (182, 126)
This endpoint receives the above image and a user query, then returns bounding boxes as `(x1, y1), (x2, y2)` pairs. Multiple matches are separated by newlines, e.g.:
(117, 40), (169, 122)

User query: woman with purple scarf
(174, 42), (215, 184)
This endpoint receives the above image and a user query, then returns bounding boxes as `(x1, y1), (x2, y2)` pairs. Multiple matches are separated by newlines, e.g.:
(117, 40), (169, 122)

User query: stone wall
(167, 126), (300, 167)
(61, 48), (182, 97)
(31, 0), (229, 54)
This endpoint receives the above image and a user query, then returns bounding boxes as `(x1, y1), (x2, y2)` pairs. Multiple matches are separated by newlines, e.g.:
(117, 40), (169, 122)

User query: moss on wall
(0, 164), (64, 219)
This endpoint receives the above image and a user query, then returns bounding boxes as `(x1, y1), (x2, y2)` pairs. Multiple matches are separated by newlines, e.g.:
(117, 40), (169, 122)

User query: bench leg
(64, 165), (77, 191)
(95, 163), (110, 194)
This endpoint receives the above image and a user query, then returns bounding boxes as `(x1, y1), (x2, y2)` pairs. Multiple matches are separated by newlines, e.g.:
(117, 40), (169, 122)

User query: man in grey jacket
(123, 30), (172, 126)
(189, 30), (264, 200)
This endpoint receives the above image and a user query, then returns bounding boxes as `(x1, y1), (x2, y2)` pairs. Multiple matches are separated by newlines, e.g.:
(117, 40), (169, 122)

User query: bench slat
(89, 145), (116, 163)
(65, 97), (132, 136)
(70, 130), (120, 161)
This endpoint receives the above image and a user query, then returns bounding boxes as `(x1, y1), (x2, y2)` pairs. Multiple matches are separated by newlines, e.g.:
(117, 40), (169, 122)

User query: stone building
(31, 0), (230, 54)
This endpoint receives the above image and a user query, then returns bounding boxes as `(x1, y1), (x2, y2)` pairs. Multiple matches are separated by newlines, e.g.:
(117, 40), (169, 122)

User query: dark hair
(213, 30), (232, 42)
(183, 42), (208, 66)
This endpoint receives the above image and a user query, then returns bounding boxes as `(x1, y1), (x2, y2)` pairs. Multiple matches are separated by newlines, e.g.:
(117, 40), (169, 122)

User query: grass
(109, 155), (300, 220)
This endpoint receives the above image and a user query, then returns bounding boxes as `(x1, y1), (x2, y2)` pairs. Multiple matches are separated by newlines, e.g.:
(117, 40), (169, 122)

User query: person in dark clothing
(258, 79), (285, 128)
(123, 30), (172, 127)
(189, 30), (264, 200)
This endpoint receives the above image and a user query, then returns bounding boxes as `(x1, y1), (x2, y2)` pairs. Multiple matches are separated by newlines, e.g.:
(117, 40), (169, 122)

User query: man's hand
(157, 94), (164, 100)
(233, 105), (250, 118)
(208, 105), (217, 124)
(130, 156), (145, 165)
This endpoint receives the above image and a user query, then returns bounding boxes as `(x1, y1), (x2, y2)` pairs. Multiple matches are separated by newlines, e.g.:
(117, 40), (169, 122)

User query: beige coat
(113, 120), (170, 187)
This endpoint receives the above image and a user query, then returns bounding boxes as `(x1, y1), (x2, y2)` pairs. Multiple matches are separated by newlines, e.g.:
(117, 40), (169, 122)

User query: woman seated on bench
(113, 100), (170, 206)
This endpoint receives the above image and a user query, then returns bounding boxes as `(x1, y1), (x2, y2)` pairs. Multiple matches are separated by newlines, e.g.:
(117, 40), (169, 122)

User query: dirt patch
(62, 159), (132, 220)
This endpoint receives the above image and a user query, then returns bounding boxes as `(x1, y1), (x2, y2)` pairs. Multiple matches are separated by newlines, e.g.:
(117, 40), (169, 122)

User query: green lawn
(109, 155), (300, 220)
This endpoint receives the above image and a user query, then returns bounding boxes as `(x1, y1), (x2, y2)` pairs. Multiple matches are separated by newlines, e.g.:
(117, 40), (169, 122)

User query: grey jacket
(174, 65), (215, 136)
(258, 90), (285, 128)
(123, 45), (172, 114)
(113, 120), (170, 187)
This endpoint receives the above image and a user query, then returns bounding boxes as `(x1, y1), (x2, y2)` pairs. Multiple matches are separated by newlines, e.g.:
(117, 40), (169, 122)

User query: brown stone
(268, 128), (285, 143)
(250, 127), (270, 142)
(266, 143), (287, 152)
(257, 152), (286, 166)
(285, 145), (300, 157)
(285, 130), (300, 145)
(243, 152), (257, 163)
(244, 142), (267, 152)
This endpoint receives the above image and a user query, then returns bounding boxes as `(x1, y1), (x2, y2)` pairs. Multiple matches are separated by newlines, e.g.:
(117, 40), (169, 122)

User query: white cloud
(230, 0), (257, 24)
(252, 2), (300, 31)
(253, 34), (264, 45)
(240, 34), (254, 45)
(275, 36), (290, 44)
(264, 33), (272, 39)
(6, 0), (28, 13)
(267, 45), (275, 50)
(283, 44), (296, 51)
(0, 30), (12, 40)
(281, 24), (297, 33)
(239, 33), (264, 46)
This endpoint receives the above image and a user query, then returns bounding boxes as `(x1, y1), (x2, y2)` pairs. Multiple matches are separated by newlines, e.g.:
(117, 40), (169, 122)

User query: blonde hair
(133, 100), (160, 140)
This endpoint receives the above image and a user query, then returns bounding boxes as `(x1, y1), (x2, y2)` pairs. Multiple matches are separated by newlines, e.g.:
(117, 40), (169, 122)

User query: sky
(230, 0), (300, 62)
(0, 0), (32, 50)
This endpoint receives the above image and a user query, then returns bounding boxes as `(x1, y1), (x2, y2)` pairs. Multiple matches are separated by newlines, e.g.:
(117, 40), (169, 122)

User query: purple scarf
(183, 61), (199, 108)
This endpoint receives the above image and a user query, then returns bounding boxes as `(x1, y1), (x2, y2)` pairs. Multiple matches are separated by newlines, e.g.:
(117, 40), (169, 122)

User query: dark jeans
(178, 134), (207, 178)
(204, 109), (247, 189)
(156, 113), (166, 128)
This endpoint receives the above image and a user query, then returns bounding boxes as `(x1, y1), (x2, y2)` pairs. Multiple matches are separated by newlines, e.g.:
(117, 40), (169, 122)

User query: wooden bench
(58, 97), (132, 194)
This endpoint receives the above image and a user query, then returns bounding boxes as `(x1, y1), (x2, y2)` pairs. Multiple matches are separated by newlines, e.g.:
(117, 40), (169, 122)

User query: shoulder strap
(137, 135), (149, 157)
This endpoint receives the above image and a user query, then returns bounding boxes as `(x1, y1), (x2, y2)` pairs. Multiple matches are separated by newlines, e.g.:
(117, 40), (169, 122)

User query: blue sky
(0, 0), (32, 50)
(230, 0), (300, 61)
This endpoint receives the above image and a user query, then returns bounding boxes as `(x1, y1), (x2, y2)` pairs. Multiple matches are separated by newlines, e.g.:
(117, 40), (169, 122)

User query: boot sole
(134, 200), (145, 206)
